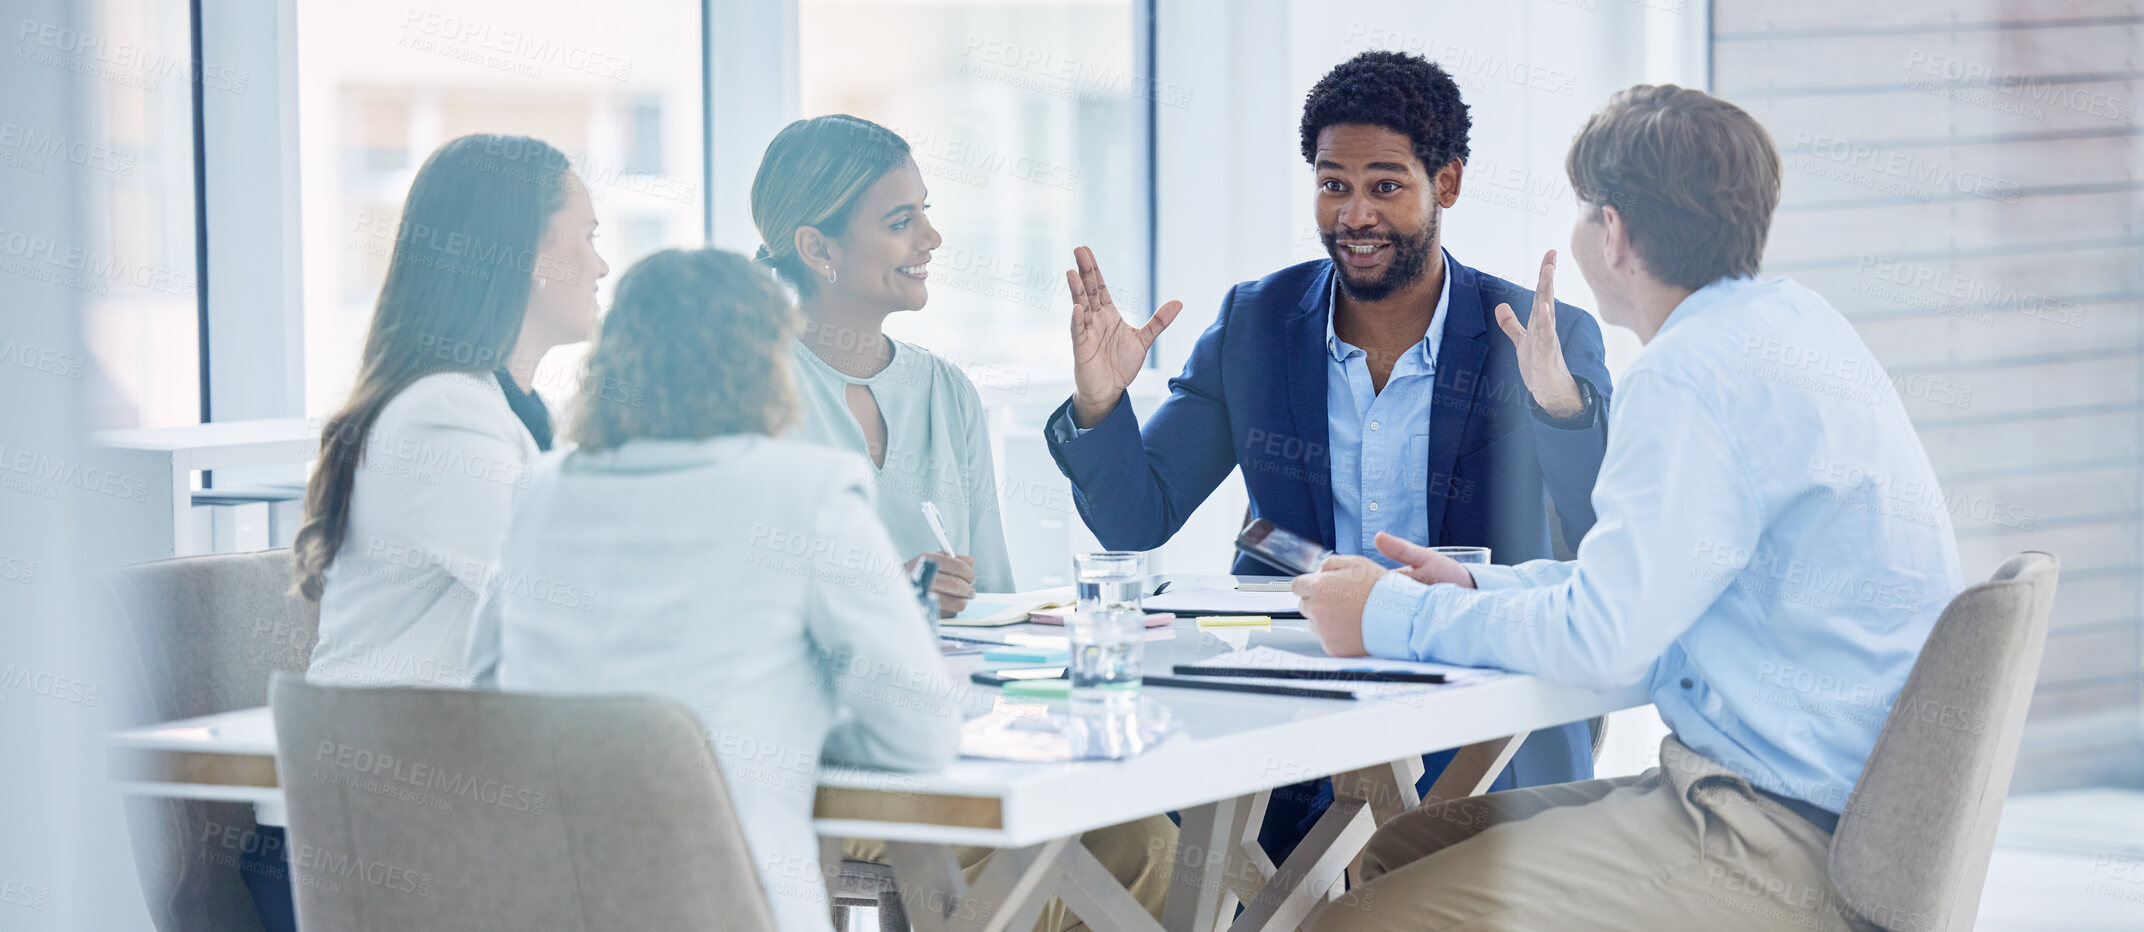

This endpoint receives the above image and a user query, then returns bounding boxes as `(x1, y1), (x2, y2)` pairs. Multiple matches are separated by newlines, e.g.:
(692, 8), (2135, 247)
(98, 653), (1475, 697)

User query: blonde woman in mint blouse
(787, 337), (1015, 596)
(751, 115), (1017, 609)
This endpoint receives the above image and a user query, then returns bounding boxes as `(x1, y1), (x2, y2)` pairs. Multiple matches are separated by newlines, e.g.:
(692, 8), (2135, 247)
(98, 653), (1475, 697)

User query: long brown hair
(293, 134), (571, 601)
(568, 249), (799, 451)
(748, 115), (911, 294)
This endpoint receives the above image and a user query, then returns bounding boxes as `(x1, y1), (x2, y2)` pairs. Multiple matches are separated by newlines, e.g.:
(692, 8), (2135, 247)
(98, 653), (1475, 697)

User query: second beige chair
(269, 675), (778, 931)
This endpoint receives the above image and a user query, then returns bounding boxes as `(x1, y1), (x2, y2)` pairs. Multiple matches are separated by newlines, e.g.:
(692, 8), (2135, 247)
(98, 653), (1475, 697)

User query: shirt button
(1369, 421), (1381, 431)
(1680, 678), (1695, 689)
(1368, 502), (1381, 512)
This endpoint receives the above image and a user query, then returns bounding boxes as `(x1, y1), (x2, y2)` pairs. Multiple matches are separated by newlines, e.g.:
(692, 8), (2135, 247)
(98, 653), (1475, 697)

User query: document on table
(1176, 646), (1505, 701)
(945, 586), (1078, 626)
(1143, 586), (1301, 617)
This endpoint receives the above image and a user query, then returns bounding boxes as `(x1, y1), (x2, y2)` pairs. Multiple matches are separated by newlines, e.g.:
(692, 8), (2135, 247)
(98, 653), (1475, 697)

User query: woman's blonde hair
(568, 248), (800, 450)
(749, 115), (911, 294)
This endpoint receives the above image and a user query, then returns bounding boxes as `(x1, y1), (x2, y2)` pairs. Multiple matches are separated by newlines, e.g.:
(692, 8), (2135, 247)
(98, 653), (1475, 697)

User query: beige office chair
(107, 548), (320, 932)
(1828, 552), (2060, 932)
(269, 676), (777, 931)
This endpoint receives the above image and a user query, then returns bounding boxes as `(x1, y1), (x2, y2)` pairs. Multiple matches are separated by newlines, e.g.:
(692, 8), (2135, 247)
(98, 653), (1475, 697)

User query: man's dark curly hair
(1300, 51), (1471, 173)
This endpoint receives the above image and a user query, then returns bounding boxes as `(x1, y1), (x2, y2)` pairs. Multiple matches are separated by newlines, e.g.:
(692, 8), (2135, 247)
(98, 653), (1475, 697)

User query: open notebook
(942, 586), (1078, 627)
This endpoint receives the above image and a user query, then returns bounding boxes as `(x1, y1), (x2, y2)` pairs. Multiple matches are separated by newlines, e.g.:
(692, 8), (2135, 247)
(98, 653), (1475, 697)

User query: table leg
(1419, 732), (1528, 805)
(1058, 840), (1168, 932)
(1226, 797), (1372, 932)
(1164, 791), (1271, 932)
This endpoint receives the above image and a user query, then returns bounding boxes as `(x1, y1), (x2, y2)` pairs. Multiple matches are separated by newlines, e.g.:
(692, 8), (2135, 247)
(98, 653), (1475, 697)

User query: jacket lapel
(1283, 264), (1337, 546)
(1424, 252), (1490, 541)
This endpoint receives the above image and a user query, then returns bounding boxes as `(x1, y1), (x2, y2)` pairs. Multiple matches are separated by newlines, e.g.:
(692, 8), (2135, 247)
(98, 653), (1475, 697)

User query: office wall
(1713, 0), (2144, 791)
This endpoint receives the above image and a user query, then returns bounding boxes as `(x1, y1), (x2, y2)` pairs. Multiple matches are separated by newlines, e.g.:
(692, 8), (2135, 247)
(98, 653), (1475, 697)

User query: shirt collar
(1654, 275), (1765, 340)
(1326, 250), (1451, 366)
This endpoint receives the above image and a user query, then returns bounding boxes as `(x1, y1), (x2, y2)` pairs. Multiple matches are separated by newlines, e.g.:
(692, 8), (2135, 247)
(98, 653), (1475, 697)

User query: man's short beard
(1323, 211), (1438, 303)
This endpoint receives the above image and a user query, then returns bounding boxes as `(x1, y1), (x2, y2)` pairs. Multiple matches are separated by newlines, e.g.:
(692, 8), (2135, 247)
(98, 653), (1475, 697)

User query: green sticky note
(1002, 679), (1071, 698)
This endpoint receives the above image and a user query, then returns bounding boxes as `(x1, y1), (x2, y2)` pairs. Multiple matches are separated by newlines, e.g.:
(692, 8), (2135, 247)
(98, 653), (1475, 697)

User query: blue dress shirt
(1362, 275), (1964, 813)
(1328, 257), (1449, 567)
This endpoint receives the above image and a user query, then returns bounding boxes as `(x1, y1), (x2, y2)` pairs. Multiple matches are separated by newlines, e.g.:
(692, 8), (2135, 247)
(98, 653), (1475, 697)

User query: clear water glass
(1066, 607), (1145, 753)
(1073, 551), (1146, 614)
(1432, 546), (1491, 565)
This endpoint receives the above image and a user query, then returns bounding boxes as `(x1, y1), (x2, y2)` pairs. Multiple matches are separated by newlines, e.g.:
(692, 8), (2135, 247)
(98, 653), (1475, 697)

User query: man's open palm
(1068, 246), (1181, 427)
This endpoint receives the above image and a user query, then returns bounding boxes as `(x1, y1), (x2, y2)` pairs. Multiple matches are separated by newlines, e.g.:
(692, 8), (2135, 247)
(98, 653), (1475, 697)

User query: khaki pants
(842, 814), (1177, 932)
(1314, 736), (1861, 932)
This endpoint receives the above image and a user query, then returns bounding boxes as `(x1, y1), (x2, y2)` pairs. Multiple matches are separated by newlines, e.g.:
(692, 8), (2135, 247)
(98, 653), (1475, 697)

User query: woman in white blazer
(463, 248), (962, 932)
(294, 133), (609, 688)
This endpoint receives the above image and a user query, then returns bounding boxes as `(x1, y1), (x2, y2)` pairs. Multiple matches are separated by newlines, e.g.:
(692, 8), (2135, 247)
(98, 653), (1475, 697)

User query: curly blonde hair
(568, 248), (799, 450)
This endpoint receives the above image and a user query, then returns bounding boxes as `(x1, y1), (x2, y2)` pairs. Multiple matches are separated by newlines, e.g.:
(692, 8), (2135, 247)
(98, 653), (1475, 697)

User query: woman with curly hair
(463, 247), (963, 932)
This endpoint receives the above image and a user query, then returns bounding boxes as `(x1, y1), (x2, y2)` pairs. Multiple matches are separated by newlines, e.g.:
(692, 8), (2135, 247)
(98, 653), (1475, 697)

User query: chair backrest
(106, 548), (320, 932)
(109, 547), (320, 721)
(1828, 552), (2059, 932)
(269, 676), (778, 932)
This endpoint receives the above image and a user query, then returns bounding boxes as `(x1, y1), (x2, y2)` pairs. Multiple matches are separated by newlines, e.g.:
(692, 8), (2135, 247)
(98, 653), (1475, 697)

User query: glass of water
(1068, 552), (1146, 751)
(1432, 546), (1491, 564)
(1073, 551), (1146, 613)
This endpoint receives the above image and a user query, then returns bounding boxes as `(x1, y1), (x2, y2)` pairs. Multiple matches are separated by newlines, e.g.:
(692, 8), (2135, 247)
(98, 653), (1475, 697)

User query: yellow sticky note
(1196, 615), (1272, 627)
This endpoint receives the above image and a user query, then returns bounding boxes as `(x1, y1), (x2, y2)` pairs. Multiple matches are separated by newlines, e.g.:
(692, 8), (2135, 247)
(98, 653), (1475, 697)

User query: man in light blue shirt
(1298, 85), (1963, 931)
(1326, 254), (1448, 565)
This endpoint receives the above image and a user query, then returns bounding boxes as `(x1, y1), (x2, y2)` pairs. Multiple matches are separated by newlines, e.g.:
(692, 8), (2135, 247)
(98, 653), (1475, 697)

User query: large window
(797, 0), (1150, 383)
(41, 0), (204, 430)
(295, 0), (707, 415)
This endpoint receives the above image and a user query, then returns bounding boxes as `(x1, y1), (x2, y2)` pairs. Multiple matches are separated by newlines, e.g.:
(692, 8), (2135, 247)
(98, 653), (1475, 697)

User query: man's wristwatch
(1532, 377), (1597, 428)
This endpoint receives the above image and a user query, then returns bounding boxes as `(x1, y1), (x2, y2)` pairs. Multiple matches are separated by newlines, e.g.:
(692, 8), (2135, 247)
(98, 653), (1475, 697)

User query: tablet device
(1234, 518), (1334, 576)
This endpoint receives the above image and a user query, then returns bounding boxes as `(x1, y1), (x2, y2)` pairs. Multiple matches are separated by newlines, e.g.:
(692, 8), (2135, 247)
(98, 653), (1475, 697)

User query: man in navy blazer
(1043, 51), (1613, 862)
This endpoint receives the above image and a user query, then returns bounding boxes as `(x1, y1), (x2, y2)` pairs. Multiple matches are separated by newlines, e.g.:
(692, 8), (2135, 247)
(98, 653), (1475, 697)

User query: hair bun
(753, 244), (774, 264)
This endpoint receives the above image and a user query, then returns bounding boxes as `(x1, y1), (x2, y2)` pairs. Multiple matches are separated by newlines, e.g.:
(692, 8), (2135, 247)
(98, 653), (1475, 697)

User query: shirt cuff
(1044, 400), (1094, 444)
(1361, 573), (1429, 660)
(1463, 563), (1527, 591)
(1528, 377), (1599, 430)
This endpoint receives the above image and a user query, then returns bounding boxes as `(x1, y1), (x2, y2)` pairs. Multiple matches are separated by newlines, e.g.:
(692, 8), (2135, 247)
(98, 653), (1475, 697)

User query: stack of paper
(1143, 586), (1301, 617)
(1174, 645), (1503, 702)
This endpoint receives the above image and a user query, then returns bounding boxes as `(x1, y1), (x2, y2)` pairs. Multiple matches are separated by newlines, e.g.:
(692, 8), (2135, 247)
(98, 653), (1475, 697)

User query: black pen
(1142, 675), (1359, 701)
(1170, 665), (1448, 685)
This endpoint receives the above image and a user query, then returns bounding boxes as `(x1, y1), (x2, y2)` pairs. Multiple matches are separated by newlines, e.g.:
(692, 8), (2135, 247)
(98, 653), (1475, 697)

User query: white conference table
(110, 577), (1649, 932)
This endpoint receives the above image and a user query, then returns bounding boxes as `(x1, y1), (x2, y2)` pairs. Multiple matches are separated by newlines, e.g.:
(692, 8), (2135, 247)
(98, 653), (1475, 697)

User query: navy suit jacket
(1047, 252), (1612, 569)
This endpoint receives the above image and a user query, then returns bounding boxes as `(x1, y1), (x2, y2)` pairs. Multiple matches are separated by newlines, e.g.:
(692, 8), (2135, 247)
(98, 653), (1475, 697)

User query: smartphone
(969, 667), (1068, 687)
(1235, 518), (1335, 576)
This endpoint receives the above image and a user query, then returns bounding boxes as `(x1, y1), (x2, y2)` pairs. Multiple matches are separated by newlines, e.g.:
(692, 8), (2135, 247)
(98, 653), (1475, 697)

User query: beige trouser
(1313, 736), (1865, 932)
(843, 814), (1177, 932)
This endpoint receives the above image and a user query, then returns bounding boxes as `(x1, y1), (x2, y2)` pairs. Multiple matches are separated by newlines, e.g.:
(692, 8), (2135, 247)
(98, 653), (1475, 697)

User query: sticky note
(1003, 679), (1071, 698)
(984, 649), (1070, 664)
(1196, 615), (1272, 627)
